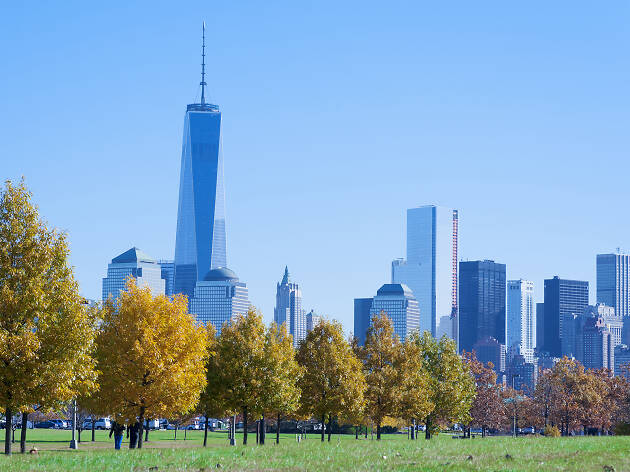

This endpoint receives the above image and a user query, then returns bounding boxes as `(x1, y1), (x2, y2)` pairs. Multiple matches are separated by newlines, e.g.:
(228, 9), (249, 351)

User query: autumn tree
(296, 319), (366, 442)
(359, 313), (403, 440)
(94, 280), (207, 449)
(217, 308), (268, 445)
(415, 332), (475, 439)
(261, 322), (302, 445)
(0, 180), (97, 455)
(463, 351), (504, 437)
(398, 332), (433, 439)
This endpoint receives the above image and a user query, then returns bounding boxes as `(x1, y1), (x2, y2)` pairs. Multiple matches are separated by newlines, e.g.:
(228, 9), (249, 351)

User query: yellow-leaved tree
(0, 180), (97, 455)
(359, 313), (403, 440)
(95, 280), (207, 449)
(296, 319), (366, 442)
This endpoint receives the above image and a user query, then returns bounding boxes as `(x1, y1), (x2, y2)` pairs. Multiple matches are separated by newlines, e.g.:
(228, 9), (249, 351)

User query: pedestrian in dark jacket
(109, 422), (125, 450)
(128, 422), (140, 449)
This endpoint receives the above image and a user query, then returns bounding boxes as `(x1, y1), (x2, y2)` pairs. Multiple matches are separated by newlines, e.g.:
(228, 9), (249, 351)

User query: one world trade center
(174, 24), (226, 298)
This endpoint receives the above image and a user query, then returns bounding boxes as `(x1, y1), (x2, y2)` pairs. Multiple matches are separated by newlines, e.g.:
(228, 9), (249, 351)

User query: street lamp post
(69, 399), (78, 449)
(512, 374), (520, 439)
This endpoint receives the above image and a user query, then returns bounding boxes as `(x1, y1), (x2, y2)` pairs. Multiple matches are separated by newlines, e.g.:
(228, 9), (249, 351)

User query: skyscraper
(392, 205), (458, 340)
(274, 267), (305, 348)
(458, 260), (506, 354)
(369, 284), (420, 342)
(597, 253), (630, 318)
(305, 310), (322, 333)
(159, 260), (175, 297)
(102, 247), (165, 301)
(173, 25), (226, 298)
(189, 267), (249, 335)
(354, 298), (373, 346)
(536, 302), (545, 351)
(506, 279), (535, 362)
(542, 276), (589, 357)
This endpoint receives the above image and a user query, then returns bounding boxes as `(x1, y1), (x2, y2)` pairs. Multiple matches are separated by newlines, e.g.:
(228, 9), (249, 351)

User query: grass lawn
(0, 429), (628, 471)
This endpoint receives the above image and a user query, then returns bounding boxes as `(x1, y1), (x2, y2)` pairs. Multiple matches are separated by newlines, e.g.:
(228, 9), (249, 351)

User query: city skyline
(2, 2), (629, 333)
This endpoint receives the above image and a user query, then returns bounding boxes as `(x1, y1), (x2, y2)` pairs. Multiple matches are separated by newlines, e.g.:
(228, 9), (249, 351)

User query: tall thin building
(458, 260), (506, 354)
(274, 267), (305, 348)
(536, 303), (545, 351)
(392, 205), (458, 340)
(506, 280), (535, 362)
(542, 276), (589, 357)
(174, 24), (226, 298)
(354, 298), (373, 346)
(597, 253), (630, 318)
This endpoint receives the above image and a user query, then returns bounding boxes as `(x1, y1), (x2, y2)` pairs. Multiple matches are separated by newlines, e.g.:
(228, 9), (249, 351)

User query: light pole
(69, 399), (78, 449)
(512, 374), (520, 439)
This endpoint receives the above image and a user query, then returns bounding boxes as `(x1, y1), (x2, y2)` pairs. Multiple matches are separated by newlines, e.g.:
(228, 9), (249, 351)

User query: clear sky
(1, 1), (628, 333)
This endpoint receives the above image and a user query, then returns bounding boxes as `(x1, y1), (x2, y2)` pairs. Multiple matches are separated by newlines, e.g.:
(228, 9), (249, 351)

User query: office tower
(369, 284), (421, 342)
(173, 26), (227, 298)
(536, 303), (545, 351)
(354, 298), (373, 346)
(189, 267), (249, 335)
(506, 354), (537, 393)
(392, 206), (458, 340)
(274, 267), (305, 348)
(102, 247), (165, 301)
(614, 344), (630, 378)
(306, 310), (322, 333)
(159, 260), (175, 297)
(542, 276), (589, 357)
(597, 253), (630, 318)
(459, 260), (506, 354)
(506, 280), (535, 362)
(588, 304), (622, 347)
(582, 316), (613, 370)
(472, 336), (506, 374)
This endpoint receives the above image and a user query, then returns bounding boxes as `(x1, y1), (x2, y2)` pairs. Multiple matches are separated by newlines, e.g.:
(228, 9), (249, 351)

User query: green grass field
(0, 429), (627, 471)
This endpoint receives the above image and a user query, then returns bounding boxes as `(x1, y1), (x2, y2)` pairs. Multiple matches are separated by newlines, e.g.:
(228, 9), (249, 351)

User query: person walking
(128, 422), (140, 449)
(109, 422), (125, 450)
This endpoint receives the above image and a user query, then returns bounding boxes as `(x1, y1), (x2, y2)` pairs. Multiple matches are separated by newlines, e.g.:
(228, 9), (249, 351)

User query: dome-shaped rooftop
(203, 267), (239, 282)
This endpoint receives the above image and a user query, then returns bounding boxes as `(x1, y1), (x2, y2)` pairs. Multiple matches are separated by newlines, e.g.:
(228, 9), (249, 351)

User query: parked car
(94, 418), (111, 430)
(35, 421), (60, 429)
(51, 419), (68, 429)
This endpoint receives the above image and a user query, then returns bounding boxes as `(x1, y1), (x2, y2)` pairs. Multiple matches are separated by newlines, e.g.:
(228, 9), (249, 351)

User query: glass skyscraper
(173, 29), (226, 298)
(102, 247), (165, 301)
(597, 253), (630, 318)
(392, 205), (458, 341)
(458, 260), (506, 354)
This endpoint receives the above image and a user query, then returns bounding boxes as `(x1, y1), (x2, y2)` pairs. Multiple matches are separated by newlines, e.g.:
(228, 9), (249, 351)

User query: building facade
(159, 260), (175, 297)
(472, 336), (506, 374)
(306, 310), (322, 333)
(189, 267), (249, 335)
(536, 303), (545, 351)
(614, 344), (630, 378)
(392, 205), (458, 340)
(458, 260), (506, 354)
(173, 36), (227, 298)
(582, 316), (614, 370)
(102, 247), (165, 301)
(354, 298), (373, 346)
(506, 279), (535, 362)
(542, 276), (589, 357)
(274, 267), (306, 348)
(369, 284), (420, 342)
(597, 253), (630, 318)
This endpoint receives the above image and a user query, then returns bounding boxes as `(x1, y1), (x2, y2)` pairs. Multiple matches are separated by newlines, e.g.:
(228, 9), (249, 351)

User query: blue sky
(1, 1), (628, 333)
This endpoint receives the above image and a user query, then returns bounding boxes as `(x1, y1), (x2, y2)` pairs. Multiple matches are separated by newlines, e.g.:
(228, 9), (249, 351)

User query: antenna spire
(200, 21), (207, 105)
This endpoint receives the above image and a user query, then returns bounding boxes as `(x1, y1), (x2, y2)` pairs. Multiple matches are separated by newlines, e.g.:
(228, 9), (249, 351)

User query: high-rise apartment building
(189, 267), (249, 335)
(506, 280), (535, 362)
(597, 253), (630, 318)
(542, 276), (589, 357)
(392, 205), (458, 340)
(458, 260), (506, 354)
(173, 27), (227, 298)
(102, 247), (165, 301)
(274, 267), (305, 348)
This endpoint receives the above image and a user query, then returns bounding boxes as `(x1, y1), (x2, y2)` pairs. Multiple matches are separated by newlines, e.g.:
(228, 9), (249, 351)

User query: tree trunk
(260, 415), (265, 445)
(145, 423), (149, 442)
(243, 407), (248, 445)
(410, 419), (415, 440)
(355, 426), (358, 439)
(137, 407), (145, 449)
(321, 415), (325, 442)
(19, 412), (27, 454)
(203, 416), (209, 447)
(5, 407), (12, 455)
(255, 420), (259, 445)
(365, 425), (368, 439)
(327, 414), (332, 442)
(376, 422), (381, 440)
(91, 418), (95, 442)
(78, 428), (81, 443)
(276, 413), (280, 444)
(425, 417), (432, 440)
